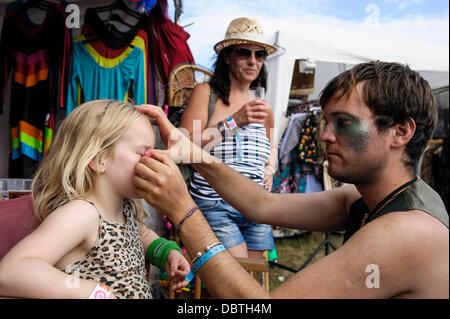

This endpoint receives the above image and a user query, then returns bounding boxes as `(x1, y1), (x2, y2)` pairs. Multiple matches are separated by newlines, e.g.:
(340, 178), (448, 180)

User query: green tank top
(344, 176), (449, 243)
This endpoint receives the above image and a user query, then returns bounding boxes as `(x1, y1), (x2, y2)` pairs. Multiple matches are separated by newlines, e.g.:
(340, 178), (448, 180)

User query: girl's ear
(88, 154), (106, 173)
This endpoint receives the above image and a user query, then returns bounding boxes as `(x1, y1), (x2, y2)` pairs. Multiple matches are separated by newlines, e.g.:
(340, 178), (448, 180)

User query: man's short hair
(319, 61), (437, 169)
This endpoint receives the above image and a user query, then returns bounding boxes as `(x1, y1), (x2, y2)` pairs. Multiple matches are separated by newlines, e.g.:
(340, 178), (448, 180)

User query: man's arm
(137, 101), (357, 232)
(193, 153), (359, 231)
(134, 151), (435, 298)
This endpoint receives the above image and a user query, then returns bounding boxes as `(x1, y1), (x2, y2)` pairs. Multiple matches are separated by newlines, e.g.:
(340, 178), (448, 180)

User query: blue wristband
(185, 244), (226, 282)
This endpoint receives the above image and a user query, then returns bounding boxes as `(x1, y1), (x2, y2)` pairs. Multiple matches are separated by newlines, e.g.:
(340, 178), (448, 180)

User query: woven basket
(167, 63), (213, 107)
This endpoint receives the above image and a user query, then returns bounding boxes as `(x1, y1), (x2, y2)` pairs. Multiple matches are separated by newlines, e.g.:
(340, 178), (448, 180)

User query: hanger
(23, 0), (51, 11)
(92, 0), (142, 20)
(84, 1), (141, 49)
(106, 12), (136, 29)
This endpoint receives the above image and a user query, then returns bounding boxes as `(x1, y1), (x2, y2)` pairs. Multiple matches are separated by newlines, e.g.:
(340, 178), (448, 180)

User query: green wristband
(146, 238), (182, 270)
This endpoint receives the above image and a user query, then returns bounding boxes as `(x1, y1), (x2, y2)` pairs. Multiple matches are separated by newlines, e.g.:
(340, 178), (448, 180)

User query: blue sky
(166, 0), (449, 70)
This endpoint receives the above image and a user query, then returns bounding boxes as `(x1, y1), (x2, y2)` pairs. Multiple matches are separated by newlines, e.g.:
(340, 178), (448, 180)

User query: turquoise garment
(66, 40), (146, 115)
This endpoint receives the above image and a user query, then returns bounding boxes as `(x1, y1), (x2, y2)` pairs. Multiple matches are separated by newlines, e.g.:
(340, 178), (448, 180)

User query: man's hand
(135, 104), (204, 164)
(135, 104), (176, 147)
(134, 149), (196, 220)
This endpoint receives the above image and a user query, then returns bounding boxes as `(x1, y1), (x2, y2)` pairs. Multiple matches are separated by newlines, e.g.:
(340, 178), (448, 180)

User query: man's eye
(336, 118), (351, 127)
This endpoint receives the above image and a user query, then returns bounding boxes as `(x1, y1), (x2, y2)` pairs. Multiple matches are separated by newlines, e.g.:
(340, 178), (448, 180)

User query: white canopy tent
(264, 29), (450, 140)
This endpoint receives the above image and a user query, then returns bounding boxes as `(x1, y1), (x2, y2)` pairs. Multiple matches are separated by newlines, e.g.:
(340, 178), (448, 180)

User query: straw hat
(214, 17), (277, 55)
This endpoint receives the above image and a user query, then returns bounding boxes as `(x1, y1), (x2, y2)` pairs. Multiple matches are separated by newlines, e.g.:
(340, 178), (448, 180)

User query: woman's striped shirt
(189, 123), (271, 200)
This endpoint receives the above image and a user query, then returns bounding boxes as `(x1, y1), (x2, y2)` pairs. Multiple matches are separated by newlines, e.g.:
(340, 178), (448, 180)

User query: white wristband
(88, 283), (111, 299)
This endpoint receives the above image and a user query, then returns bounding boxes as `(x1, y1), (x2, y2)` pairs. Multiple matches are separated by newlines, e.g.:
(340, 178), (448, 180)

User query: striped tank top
(190, 123), (271, 200)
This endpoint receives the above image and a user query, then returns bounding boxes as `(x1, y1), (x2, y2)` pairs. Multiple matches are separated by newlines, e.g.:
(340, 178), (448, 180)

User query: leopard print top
(62, 199), (152, 299)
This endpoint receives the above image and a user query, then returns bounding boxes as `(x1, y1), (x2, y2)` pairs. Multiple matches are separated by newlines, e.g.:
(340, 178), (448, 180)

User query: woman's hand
(263, 164), (275, 191)
(231, 99), (268, 127)
(165, 250), (190, 291)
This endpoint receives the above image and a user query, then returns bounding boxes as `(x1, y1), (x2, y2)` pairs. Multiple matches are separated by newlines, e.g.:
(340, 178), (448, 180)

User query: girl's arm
(138, 223), (160, 252)
(138, 222), (190, 290)
(0, 200), (111, 299)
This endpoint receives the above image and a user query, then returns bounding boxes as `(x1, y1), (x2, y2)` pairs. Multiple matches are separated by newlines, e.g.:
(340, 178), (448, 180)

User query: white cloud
(179, 0), (449, 70)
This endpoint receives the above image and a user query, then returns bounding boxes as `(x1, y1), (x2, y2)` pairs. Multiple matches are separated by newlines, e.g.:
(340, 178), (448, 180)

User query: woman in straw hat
(179, 17), (278, 260)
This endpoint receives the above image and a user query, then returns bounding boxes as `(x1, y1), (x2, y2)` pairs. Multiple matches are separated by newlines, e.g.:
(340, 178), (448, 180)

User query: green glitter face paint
(333, 116), (370, 153)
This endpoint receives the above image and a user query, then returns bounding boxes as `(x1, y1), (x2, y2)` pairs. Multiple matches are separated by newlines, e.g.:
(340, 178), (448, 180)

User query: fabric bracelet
(146, 238), (182, 270)
(88, 283), (111, 299)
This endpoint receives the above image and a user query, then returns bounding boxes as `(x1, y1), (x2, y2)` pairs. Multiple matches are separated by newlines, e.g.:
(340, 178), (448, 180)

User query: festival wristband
(235, 133), (243, 161)
(146, 238), (182, 270)
(226, 117), (237, 132)
(88, 283), (111, 299)
(185, 243), (226, 282)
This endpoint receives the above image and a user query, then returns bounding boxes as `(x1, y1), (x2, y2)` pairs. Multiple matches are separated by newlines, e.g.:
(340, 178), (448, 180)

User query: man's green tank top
(343, 176), (449, 243)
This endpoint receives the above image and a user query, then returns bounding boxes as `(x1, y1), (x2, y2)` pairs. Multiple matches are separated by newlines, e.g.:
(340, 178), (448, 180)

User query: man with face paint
(134, 61), (448, 299)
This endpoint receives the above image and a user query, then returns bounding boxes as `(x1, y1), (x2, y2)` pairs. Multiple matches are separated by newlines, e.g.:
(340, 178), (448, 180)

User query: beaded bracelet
(176, 206), (200, 237)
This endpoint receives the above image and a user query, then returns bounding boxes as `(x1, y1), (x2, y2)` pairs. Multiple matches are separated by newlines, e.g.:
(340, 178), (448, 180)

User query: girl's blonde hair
(32, 100), (150, 224)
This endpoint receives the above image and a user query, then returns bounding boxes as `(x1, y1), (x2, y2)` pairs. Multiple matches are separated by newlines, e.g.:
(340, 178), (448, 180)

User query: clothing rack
(285, 99), (321, 117)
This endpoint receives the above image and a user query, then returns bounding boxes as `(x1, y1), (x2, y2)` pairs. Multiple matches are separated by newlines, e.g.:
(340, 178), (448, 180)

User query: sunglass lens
(236, 48), (252, 58)
(255, 50), (268, 59)
(234, 48), (268, 60)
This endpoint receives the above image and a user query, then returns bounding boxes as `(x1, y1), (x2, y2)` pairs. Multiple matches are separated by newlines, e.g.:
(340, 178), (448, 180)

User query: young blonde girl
(0, 100), (190, 299)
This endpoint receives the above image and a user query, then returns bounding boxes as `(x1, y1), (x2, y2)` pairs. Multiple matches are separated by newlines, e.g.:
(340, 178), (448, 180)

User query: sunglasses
(233, 48), (268, 61)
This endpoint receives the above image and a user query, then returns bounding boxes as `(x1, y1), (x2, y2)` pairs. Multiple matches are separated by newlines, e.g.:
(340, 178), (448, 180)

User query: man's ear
(392, 118), (416, 148)
(88, 154), (106, 173)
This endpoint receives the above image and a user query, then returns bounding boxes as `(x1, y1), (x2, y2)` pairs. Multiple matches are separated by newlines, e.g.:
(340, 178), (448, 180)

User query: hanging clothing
(145, 1), (194, 89)
(0, 2), (70, 178)
(66, 33), (146, 114)
(278, 112), (307, 170)
(81, 8), (156, 105)
(298, 112), (319, 164)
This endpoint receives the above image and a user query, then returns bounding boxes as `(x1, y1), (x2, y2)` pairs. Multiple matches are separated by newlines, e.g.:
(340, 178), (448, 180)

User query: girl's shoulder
(45, 199), (100, 228)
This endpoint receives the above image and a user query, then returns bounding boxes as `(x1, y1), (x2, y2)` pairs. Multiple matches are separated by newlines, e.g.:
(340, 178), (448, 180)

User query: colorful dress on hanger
(0, 2), (70, 178)
(81, 8), (156, 105)
(66, 32), (147, 114)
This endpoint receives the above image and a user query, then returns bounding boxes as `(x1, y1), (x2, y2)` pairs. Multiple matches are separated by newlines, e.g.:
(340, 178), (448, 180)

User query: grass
(267, 231), (344, 290)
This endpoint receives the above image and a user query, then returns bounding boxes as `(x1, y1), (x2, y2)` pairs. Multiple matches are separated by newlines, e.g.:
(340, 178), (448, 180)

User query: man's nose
(320, 124), (336, 143)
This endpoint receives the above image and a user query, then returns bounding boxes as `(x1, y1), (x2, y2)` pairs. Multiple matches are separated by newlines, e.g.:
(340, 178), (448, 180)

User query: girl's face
(103, 118), (155, 199)
(227, 44), (267, 83)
